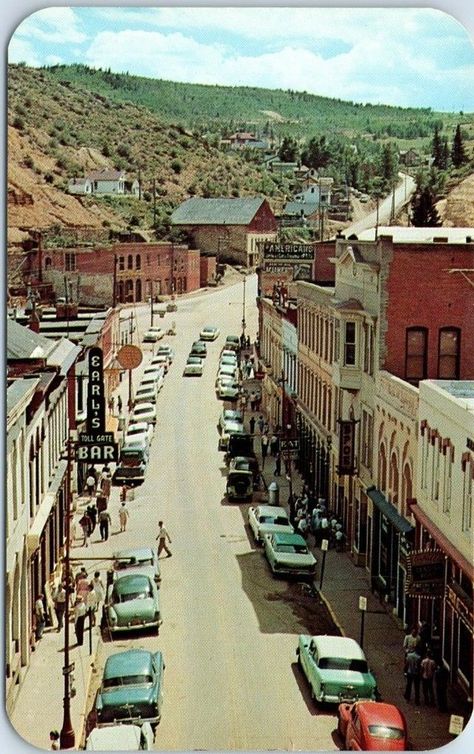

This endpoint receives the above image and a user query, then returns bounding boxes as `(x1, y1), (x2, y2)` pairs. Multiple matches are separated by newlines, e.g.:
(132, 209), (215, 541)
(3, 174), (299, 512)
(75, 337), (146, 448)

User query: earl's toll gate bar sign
(76, 347), (119, 463)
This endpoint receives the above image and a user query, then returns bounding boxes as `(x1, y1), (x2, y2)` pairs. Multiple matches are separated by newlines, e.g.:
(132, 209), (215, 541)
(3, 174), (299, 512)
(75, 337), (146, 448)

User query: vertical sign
(337, 419), (355, 475)
(86, 347), (106, 433)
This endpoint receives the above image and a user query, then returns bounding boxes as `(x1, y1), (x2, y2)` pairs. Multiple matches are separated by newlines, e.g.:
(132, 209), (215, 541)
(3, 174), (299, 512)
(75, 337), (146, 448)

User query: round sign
(116, 344), (143, 370)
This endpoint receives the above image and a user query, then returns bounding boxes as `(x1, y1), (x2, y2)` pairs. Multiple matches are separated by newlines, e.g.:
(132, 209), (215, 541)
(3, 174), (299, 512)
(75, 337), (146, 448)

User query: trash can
(268, 481), (279, 506)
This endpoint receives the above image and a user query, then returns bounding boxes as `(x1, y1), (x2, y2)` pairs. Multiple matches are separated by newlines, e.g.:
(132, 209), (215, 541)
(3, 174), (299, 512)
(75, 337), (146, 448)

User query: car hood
(114, 565), (158, 582)
(110, 598), (158, 622)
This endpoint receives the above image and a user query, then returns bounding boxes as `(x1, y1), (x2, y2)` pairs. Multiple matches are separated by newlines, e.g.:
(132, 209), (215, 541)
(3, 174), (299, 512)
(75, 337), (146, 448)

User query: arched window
(389, 451), (399, 505)
(135, 254), (141, 270)
(127, 254), (133, 270)
(405, 327), (427, 382)
(379, 444), (387, 492)
(438, 327), (460, 379)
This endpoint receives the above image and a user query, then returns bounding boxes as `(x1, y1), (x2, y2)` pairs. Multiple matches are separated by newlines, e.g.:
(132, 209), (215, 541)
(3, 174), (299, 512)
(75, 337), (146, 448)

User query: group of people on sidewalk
(403, 624), (449, 710)
(75, 465), (130, 546)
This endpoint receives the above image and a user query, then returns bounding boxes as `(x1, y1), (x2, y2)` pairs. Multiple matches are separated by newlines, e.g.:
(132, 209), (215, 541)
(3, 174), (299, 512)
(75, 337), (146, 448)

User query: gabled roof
(68, 177), (90, 186)
(284, 201), (319, 216)
(87, 169), (126, 181)
(7, 319), (55, 360)
(171, 197), (267, 225)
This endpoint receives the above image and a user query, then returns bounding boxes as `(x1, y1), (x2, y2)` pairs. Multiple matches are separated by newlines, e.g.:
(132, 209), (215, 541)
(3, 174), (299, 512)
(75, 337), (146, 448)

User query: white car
(139, 374), (163, 394)
(221, 349), (237, 360)
(218, 418), (246, 450)
(156, 344), (175, 362)
(220, 354), (238, 367)
(150, 354), (170, 374)
(199, 325), (220, 341)
(135, 386), (157, 405)
(130, 402), (157, 425)
(219, 408), (243, 432)
(216, 378), (240, 400)
(142, 366), (165, 387)
(183, 356), (203, 376)
(86, 722), (154, 750)
(126, 421), (154, 445)
(143, 327), (164, 343)
(248, 505), (294, 544)
(216, 365), (238, 383)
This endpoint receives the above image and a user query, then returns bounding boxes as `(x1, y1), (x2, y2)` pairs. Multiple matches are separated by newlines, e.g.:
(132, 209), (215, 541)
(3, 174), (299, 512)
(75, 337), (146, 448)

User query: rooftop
(171, 196), (267, 225)
(351, 226), (474, 243)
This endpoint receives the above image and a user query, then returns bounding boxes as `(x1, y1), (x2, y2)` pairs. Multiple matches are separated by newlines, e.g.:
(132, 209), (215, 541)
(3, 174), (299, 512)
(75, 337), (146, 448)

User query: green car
(297, 635), (378, 705)
(106, 574), (161, 634)
(263, 531), (317, 580)
(95, 649), (164, 727)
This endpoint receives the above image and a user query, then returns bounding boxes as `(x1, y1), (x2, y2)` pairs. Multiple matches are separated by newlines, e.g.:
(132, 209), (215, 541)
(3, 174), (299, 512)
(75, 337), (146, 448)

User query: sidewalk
(249, 410), (470, 751)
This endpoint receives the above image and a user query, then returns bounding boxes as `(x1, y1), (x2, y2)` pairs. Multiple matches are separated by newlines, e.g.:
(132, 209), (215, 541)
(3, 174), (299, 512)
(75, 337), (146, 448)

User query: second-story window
(65, 252), (76, 271)
(405, 327), (427, 382)
(363, 322), (374, 375)
(127, 254), (133, 270)
(438, 327), (460, 379)
(344, 321), (356, 366)
(118, 256), (125, 271)
(136, 254), (141, 270)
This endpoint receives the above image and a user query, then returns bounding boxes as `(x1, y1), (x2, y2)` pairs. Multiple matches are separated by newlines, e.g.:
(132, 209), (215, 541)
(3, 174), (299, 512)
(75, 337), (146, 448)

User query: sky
(6, 5), (474, 112)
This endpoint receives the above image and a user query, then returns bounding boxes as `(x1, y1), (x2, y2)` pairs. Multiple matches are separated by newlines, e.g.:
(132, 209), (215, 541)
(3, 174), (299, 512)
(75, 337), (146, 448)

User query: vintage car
(85, 722), (154, 750)
(216, 377), (240, 400)
(216, 364), (238, 382)
(125, 421), (154, 445)
(337, 701), (408, 751)
(226, 469), (253, 501)
(263, 532), (317, 580)
(248, 504), (294, 543)
(219, 353), (238, 367)
(150, 354), (170, 374)
(105, 574), (161, 634)
(199, 325), (220, 341)
(224, 335), (240, 352)
(134, 386), (157, 405)
(229, 455), (260, 487)
(112, 547), (161, 585)
(130, 402), (157, 425)
(156, 344), (175, 362)
(296, 635), (378, 705)
(183, 355), (203, 376)
(95, 649), (164, 727)
(219, 408), (243, 432)
(218, 419), (246, 451)
(190, 340), (207, 357)
(142, 327), (164, 343)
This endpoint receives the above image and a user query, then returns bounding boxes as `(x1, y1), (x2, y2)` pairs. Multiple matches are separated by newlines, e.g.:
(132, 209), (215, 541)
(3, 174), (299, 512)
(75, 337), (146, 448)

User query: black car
(190, 340), (207, 357)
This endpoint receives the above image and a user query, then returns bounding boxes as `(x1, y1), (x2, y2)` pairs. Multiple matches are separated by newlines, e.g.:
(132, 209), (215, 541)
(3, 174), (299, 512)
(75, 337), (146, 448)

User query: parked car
(150, 354), (169, 374)
(183, 356), (203, 376)
(216, 364), (238, 382)
(135, 386), (157, 405)
(120, 438), (149, 463)
(200, 325), (220, 341)
(156, 344), (175, 362)
(125, 421), (153, 445)
(229, 455), (260, 487)
(139, 373), (163, 394)
(112, 547), (161, 585)
(225, 433), (255, 464)
(263, 532), (317, 580)
(95, 649), (164, 727)
(105, 573), (161, 634)
(219, 408), (243, 432)
(248, 505), (293, 543)
(143, 327), (164, 343)
(226, 469), (253, 501)
(219, 354), (238, 367)
(190, 340), (207, 357)
(218, 419), (246, 451)
(224, 335), (240, 351)
(112, 442), (148, 486)
(220, 348), (238, 360)
(337, 701), (407, 751)
(130, 402), (157, 425)
(86, 722), (154, 750)
(216, 378), (240, 400)
(296, 635), (377, 705)
(142, 366), (165, 384)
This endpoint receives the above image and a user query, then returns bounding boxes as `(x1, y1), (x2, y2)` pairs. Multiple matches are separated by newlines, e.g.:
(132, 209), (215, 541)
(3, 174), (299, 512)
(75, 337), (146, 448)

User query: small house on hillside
(68, 177), (92, 195)
(294, 178), (333, 206)
(281, 201), (319, 227)
(228, 132), (269, 150)
(67, 169), (139, 196)
(399, 149), (420, 167)
(171, 196), (278, 268)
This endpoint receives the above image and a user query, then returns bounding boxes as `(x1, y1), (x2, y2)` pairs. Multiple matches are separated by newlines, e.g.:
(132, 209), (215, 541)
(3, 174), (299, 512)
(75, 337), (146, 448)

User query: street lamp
(359, 595), (367, 649)
(319, 538), (329, 591)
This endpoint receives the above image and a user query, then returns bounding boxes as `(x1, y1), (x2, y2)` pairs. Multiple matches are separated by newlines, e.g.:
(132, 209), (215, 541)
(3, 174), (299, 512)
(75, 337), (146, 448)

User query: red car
(337, 701), (408, 751)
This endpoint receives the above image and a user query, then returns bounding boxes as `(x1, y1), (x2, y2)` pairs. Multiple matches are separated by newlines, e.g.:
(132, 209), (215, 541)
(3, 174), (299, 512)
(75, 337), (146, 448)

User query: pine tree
(451, 124), (468, 167)
(432, 125), (444, 169)
(278, 136), (298, 162)
(410, 186), (441, 227)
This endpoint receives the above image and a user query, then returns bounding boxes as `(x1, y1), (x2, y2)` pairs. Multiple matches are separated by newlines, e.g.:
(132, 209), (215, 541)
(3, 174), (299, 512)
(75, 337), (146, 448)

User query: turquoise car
(95, 649), (164, 727)
(297, 635), (378, 705)
(263, 531), (317, 580)
(106, 574), (161, 634)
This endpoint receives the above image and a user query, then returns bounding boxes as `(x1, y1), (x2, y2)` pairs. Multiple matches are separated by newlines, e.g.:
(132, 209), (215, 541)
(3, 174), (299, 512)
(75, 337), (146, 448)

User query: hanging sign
(337, 419), (356, 475)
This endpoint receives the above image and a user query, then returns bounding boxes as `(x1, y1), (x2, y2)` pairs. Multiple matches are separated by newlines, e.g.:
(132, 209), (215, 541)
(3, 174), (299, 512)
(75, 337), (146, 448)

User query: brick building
(171, 197), (278, 268)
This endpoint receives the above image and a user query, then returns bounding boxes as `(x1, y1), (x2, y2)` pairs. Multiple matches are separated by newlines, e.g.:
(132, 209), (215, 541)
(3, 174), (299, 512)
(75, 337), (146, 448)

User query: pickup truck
(112, 444), (148, 486)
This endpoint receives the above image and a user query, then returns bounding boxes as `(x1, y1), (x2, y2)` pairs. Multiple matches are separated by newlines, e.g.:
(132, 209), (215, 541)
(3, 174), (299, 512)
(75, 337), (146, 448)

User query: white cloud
(8, 36), (40, 66)
(14, 7), (87, 45)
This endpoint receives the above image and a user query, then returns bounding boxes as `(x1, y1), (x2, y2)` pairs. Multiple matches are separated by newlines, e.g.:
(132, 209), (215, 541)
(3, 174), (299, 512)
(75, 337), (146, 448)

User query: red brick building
(41, 242), (202, 306)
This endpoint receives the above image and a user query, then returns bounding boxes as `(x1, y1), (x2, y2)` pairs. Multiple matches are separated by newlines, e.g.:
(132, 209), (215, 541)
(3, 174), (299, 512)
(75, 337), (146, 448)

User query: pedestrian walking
(49, 730), (60, 750)
(90, 571), (105, 605)
(249, 416), (256, 435)
(34, 594), (46, 640)
(274, 451), (281, 476)
(257, 415), (265, 434)
(261, 433), (269, 467)
(108, 396), (114, 413)
(117, 395), (123, 414)
(120, 484), (129, 503)
(53, 583), (67, 632)
(403, 626), (421, 656)
(85, 584), (99, 627)
(100, 467), (112, 500)
(270, 433), (279, 456)
(86, 502), (97, 533)
(156, 521), (172, 557)
(79, 512), (92, 547)
(421, 649), (436, 705)
(435, 659), (449, 712)
(85, 473), (96, 500)
(119, 502), (130, 532)
(98, 509), (112, 541)
(70, 516), (77, 547)
(74, 596), (87, 646)
(404, 648), (421, 704)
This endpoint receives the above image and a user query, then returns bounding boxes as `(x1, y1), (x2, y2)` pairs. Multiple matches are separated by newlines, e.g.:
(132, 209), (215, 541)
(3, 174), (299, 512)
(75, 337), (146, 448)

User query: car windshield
(276, 543), (308, 554)
(368, 726), (405, 740)
(103, 674), (153, 689)
(113, 585), (152, 602)
(115, 556), (152, 569)
(318, 658), (369, 673)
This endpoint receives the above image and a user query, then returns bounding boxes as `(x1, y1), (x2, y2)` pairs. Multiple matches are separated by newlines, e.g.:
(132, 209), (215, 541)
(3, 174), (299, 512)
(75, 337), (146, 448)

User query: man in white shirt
(35, 594), (46, 640)
(156, 521), (172, 557)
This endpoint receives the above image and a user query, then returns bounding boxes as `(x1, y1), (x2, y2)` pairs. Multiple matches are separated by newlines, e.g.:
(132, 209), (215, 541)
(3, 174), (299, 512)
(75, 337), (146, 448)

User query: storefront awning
(27, 460), (67, 557)
(410, 504), (474, 580)
(367, 486), (413, 534)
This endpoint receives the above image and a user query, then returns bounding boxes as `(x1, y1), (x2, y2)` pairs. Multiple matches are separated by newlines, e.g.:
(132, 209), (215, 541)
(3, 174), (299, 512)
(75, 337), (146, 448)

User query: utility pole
(60, 436), (75, 750)
(150, 280), (154, 327)
(112, 254), (118, 308)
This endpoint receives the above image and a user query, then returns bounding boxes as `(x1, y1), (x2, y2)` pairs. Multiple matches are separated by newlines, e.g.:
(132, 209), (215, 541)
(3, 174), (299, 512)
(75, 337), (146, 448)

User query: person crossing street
(156, 520), (172, 558)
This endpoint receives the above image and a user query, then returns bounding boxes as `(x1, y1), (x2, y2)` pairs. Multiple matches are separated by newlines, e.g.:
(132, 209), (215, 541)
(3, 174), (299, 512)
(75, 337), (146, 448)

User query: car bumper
(109, 617), (162, 633)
